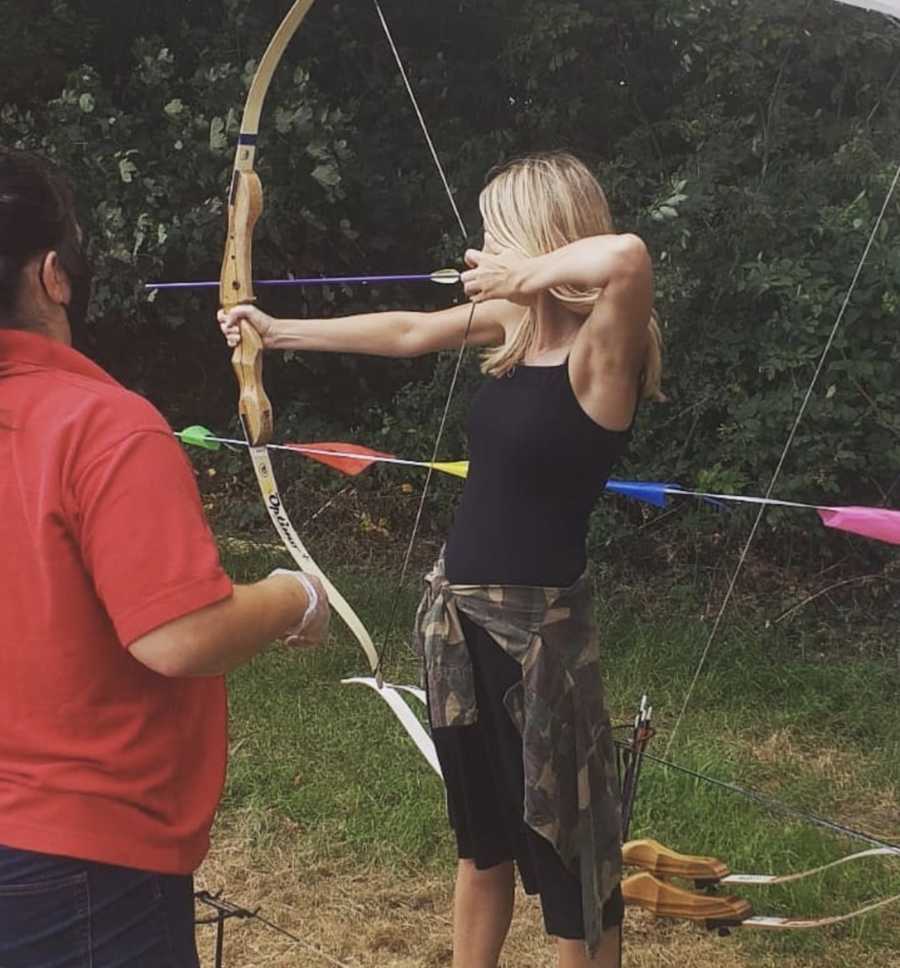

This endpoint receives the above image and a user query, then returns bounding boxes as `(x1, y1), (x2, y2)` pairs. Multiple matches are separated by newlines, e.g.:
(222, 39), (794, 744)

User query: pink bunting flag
(816, 506), (900, 546)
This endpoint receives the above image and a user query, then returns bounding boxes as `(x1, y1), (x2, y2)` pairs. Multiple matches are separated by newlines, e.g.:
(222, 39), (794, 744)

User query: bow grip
(232, 321), (274, 445)
(221, 167), (274, 446)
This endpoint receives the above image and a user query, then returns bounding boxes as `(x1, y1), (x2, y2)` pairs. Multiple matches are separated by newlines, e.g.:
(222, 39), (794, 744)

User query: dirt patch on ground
(195, 814), (896, 968)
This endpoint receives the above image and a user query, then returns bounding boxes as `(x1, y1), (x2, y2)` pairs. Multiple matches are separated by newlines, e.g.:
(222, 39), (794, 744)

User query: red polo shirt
(0, 329), (232, 874)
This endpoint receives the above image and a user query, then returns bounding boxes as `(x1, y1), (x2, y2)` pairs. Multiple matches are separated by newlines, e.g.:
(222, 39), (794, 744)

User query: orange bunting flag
(283, 442), (398, 477)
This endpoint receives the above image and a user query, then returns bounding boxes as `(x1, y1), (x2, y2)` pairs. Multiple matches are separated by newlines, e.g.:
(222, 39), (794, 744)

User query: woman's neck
(525, 295), (581, 364)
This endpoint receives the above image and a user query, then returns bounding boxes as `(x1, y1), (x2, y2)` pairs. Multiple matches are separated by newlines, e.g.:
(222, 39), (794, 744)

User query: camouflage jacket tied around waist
(413, 554), (623, 954)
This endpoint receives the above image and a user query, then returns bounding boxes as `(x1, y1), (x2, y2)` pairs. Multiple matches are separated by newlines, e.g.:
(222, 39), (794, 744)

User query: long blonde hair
(478, 152), (663, 401)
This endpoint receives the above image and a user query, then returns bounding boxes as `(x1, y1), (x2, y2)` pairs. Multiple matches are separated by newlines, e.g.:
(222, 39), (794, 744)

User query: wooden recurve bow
(219, 0), (379, 675)
(622, 837), (900, 931)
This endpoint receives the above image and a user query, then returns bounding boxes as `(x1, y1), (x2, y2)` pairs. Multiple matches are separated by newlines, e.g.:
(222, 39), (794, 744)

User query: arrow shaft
(148, 270), (460, 291)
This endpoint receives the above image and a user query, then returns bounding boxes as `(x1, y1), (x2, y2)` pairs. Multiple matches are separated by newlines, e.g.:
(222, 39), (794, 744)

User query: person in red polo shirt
(0, 149), (329, 966)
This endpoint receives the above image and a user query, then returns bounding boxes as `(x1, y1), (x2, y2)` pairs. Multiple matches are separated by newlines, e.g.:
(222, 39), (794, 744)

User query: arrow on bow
(148, 268), (461, 291)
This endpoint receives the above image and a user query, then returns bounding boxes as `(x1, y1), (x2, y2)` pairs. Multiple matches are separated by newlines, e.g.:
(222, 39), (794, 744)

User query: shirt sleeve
(72, 427), (234, 646)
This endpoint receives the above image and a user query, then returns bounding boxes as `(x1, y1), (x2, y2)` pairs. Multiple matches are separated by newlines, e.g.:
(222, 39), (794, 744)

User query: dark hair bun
(0, 149), (80, 317)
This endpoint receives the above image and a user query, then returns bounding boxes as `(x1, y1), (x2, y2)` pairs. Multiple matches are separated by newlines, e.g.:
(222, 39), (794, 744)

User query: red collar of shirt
(0, 328), (117, 388)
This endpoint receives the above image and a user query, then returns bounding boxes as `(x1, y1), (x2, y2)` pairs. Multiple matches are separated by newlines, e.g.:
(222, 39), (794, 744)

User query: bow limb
(342, 677), (442, 777)
(720, 846), (900, 887)
(740, 891), (900, 930)
(218, 0), (379, 676)
(245, 447), (380, 674)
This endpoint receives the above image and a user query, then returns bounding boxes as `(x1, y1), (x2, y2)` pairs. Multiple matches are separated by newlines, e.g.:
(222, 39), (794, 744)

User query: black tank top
(444, 361), (632, 587)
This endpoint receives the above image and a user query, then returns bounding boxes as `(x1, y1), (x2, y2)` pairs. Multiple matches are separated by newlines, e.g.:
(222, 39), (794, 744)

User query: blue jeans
(0, 843), (199, 967)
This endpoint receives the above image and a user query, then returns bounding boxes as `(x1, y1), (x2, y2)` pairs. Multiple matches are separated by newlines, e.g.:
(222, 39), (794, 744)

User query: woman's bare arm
(220, 299), (513, 359)
(462, 233), (646, 304)
(568, 235), (653, 431)
(128, 573), (318, 678)
(461, 234), (653, 430)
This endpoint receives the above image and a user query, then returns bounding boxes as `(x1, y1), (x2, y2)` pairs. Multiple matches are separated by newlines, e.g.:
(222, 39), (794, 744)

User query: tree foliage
(2, 0), (898, 553)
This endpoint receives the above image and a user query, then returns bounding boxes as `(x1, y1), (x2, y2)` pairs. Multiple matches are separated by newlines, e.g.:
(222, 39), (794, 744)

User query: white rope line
(249, 908), (355, 967)
(370, 0), (475, 680)
(375, 301), (477, 680)
(665, 159), (900, 757)
(372, 0), (469, 240)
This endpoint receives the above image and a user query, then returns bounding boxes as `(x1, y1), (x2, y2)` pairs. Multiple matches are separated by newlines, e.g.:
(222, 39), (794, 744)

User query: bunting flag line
(176, 426), (900, 546)
(177, 426), (470, 478)
(285, 442), (397, 477)
(282, 443), (469, 480)
(661, 486), (900, 546)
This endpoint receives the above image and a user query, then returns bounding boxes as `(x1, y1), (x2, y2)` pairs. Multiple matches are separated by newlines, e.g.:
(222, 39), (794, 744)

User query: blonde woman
(220, 152), (661, 968)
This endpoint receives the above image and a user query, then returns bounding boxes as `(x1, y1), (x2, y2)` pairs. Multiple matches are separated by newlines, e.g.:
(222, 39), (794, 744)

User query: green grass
(217, 543), (900, 961)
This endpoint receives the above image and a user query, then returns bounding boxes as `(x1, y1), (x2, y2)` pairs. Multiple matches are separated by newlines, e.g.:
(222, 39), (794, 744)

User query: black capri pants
(430, 613), (624, 940)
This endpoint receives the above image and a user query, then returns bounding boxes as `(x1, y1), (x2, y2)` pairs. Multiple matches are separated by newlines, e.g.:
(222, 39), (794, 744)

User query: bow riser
(222, 167), (272, 446)
(220, 0), (319, 447)
(222, 168), (263, 307)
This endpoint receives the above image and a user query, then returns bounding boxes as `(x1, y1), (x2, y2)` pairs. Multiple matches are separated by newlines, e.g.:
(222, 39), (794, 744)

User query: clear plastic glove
(270, 569), (331, 649)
